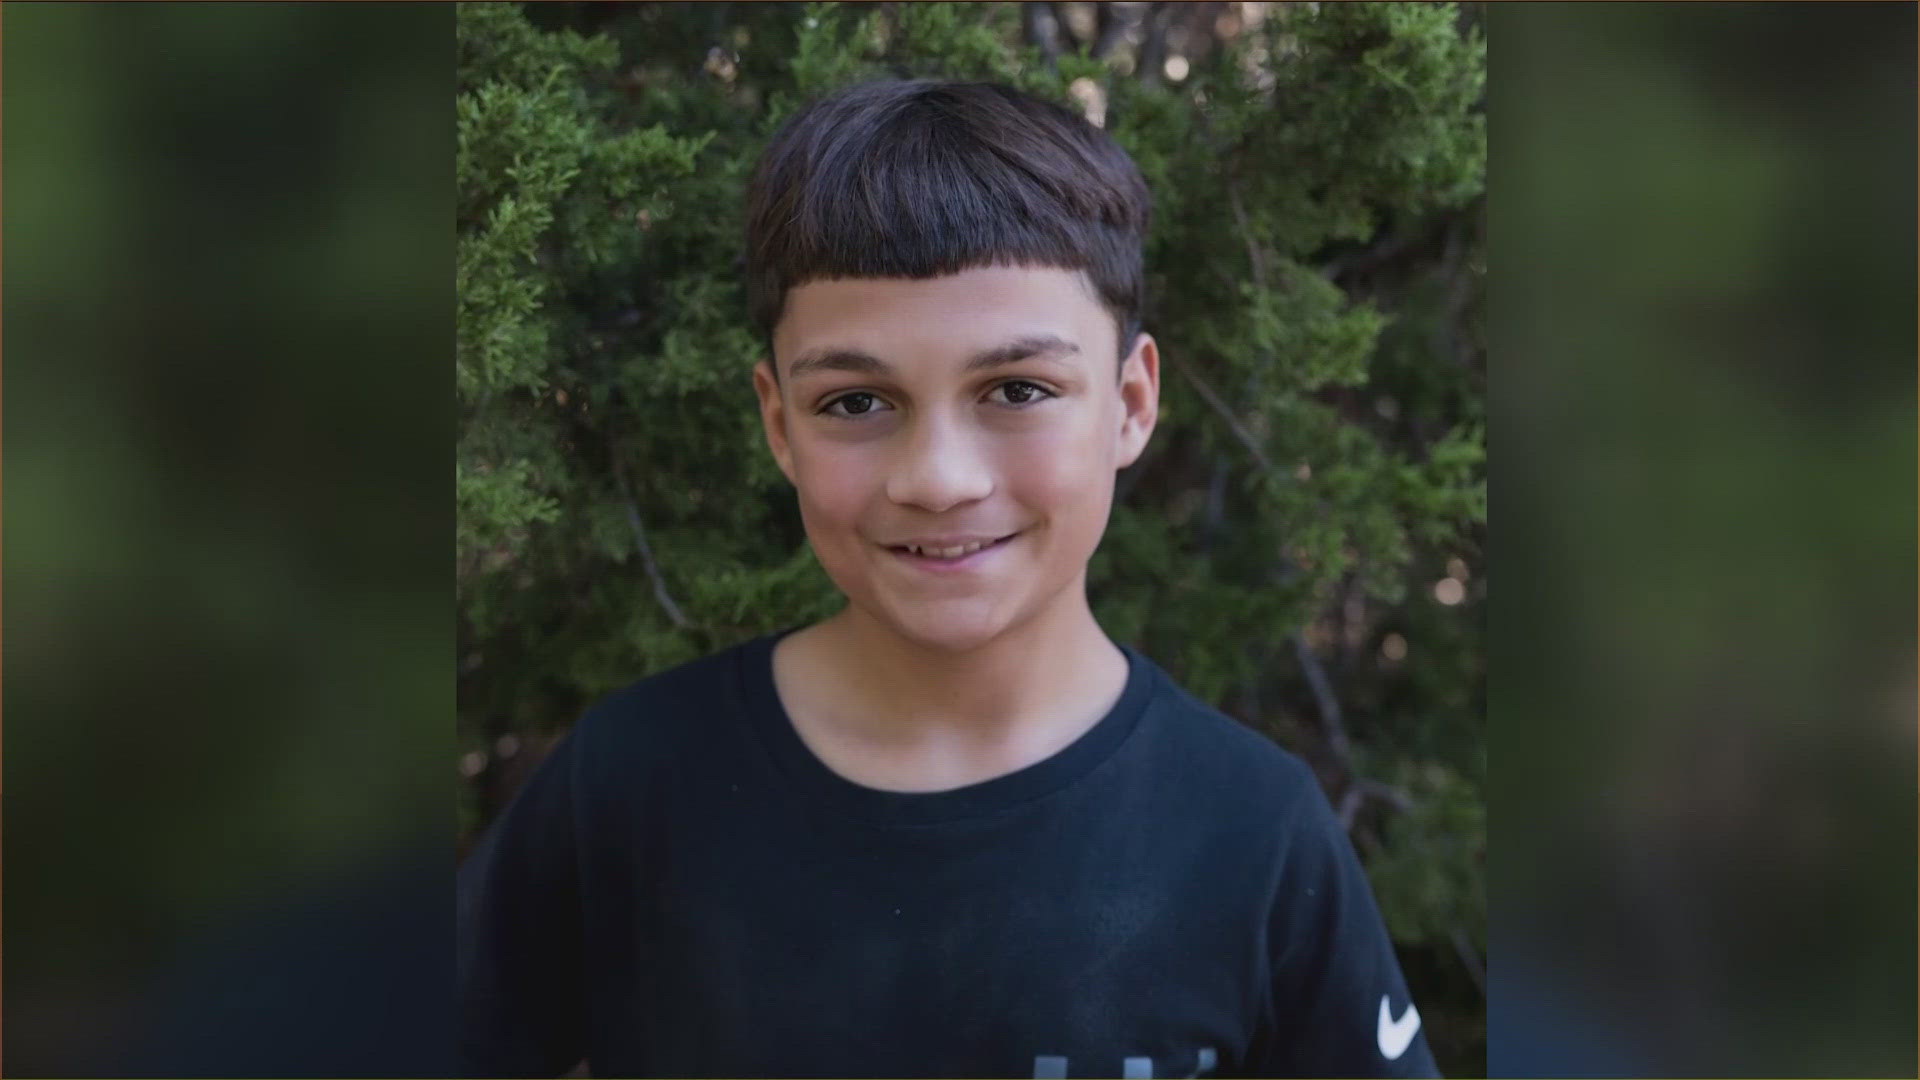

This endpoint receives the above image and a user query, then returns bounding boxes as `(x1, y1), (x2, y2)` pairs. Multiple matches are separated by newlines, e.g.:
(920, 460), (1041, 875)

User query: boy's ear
(752, 359), (798, 484)
(1115, 332), (1160, 470)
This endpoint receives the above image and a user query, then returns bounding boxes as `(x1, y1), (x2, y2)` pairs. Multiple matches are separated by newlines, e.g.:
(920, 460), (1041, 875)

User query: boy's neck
(774, 587), (1128, 759)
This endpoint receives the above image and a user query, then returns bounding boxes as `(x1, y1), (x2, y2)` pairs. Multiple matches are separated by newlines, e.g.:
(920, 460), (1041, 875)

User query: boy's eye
(991, 380), (1054, 407)
(821, 391), (890, 418)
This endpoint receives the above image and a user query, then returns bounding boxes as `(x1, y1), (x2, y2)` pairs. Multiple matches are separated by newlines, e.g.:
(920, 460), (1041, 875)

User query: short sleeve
(457, 730), (587, 1078)
(1246, 772), (1441, 1078)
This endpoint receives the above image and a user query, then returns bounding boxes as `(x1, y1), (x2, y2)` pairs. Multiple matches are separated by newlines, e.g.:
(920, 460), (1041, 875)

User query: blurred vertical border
(1489, 2), (1917, 1076)
(5, 2), (1917, 1077)
(4, 4), (456, 1074)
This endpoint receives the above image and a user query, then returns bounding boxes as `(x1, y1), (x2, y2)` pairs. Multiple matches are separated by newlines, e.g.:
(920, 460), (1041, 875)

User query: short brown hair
(744, 79), (1152, 367)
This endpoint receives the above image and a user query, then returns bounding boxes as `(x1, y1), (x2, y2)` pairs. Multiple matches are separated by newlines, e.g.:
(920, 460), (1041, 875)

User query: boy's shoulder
(592, 639), (748, 710)
(1131, 650), (1329, 811)
(563, 636), (764, 758)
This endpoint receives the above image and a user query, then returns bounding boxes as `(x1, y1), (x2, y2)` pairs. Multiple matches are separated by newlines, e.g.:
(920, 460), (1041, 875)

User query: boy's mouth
(884, 532), (1019, 567)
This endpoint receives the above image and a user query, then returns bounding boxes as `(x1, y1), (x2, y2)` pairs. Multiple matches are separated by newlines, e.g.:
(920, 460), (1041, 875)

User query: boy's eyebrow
(964, 334), (1081, 372)
(787, 334), (1081, 380)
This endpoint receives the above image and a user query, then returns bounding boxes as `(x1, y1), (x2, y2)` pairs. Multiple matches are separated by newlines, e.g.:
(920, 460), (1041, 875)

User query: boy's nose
(884, 417), (995, 512)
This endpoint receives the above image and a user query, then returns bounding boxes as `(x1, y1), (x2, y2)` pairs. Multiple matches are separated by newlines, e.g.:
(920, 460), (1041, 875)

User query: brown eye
(993, 381), (1052, 406)
(822, 391), (890, 418)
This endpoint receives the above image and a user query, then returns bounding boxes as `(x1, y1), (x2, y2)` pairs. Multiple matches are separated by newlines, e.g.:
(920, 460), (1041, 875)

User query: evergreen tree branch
(1135, 1), (1173, 86)
(1336, 777), (1414, 833)
(1294, 632), (1351, 762)
(1090, 1), (1131, 61)
(1309, 639), (1418, 838)
(1452, 925), (1487, 997)
(1046, 0), (1083, 52)
(1195, 104), (1270, 299)
(611, 443), (691, 630)
(1170, 357), (1274, 473)
(1023, 2), (1062, 69)
(1226, 178), (1270, 295)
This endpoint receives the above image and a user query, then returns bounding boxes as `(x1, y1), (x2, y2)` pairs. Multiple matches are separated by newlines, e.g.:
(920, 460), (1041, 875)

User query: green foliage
(456, 2), (1484, 1069)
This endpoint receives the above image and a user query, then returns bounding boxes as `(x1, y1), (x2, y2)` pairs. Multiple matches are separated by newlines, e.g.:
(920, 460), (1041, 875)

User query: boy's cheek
(787, 444), (872, 506)
(795, 480), (870, 539)
(1003, 429), (1119, 502)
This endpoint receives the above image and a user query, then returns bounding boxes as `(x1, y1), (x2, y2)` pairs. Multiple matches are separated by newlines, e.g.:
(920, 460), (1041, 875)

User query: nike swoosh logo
(1377, 995), (1421, 1061)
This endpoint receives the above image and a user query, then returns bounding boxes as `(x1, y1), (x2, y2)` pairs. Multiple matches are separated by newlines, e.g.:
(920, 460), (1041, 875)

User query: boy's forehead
(775, 266), (1111, 368)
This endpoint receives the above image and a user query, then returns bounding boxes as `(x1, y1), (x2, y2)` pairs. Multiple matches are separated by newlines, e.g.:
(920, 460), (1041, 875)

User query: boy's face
(754, 265), (1159, 655)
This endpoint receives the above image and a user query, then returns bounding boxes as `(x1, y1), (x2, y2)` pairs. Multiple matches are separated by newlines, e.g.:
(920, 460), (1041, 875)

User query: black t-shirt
(458, 631), (1440, 1079)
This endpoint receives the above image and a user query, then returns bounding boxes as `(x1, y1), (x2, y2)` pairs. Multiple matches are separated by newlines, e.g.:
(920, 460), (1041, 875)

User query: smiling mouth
(886, 533), (1018, 562)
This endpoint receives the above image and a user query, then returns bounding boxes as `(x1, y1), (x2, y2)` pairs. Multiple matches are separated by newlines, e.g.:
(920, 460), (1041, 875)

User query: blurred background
(4, 3), (456, 1075)
(1488, 3), (1917, 1076)
(4, 2), (1913, 1077)
(457, 2), (1486, 1073)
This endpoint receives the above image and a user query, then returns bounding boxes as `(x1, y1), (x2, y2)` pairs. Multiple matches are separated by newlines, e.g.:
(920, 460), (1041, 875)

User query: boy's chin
(862, 601), (1021, 655)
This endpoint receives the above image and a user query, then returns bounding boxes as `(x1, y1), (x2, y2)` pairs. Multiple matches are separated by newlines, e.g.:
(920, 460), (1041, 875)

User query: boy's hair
(744, 78), (1152, 371)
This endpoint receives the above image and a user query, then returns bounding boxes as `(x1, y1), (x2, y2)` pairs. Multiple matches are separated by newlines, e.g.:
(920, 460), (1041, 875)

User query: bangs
(745, 80), (1150, 352)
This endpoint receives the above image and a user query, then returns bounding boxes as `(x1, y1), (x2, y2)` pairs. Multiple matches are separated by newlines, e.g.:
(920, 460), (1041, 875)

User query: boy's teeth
(911, 539), (991, 558)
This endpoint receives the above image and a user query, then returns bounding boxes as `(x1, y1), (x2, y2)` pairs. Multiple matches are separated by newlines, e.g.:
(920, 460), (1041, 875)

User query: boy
(459, 78), (1439, 1079)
